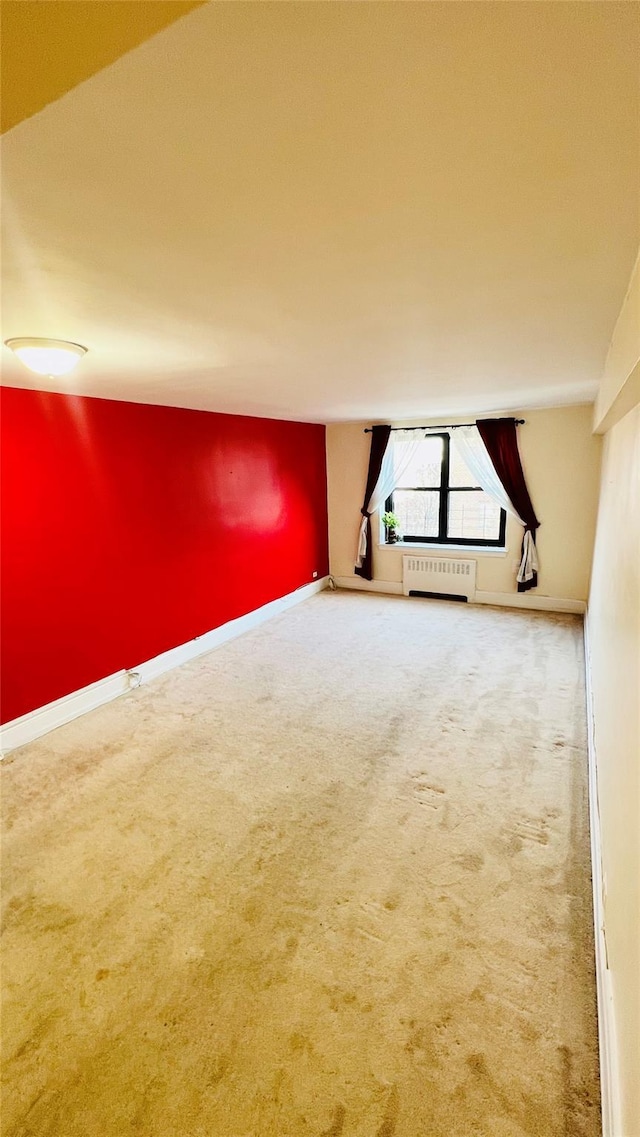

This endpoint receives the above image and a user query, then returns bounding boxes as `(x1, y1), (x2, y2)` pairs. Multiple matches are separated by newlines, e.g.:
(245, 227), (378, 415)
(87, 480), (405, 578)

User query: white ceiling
(2, 1), (638, 423)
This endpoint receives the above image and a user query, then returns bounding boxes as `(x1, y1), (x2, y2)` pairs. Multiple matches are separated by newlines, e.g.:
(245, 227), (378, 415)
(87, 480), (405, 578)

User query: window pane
(393, 489), (440, 537)
(447, 491), (502, 540)
(395, 436), (443, 488)
(449, 443), (480, 488)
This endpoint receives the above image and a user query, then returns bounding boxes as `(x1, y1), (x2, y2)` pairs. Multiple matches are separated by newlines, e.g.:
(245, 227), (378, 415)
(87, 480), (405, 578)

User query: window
(385, 433), (506, 547)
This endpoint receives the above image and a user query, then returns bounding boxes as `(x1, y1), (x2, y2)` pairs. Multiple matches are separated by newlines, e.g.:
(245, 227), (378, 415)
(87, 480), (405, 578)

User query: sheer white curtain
(355, 429), (428, 566)
(451, 425), (538, 585)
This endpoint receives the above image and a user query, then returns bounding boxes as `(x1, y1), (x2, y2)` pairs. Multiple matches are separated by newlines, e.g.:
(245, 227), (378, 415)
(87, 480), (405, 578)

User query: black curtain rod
(363, 418), (525, 433)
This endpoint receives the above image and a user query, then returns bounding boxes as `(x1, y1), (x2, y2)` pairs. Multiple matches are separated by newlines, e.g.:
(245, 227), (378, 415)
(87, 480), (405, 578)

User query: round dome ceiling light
(4, 337), (88, 377)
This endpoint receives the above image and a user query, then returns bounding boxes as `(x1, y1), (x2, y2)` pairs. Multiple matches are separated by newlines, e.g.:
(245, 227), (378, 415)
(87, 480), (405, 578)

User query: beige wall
(588, 246), (640, 1135)
(327, 404), (601, 602)
(588, 406), (640, 1135)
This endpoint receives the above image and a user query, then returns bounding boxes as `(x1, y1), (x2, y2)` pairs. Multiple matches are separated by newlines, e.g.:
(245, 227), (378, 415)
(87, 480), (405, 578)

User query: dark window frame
(385, 432), (507, 547)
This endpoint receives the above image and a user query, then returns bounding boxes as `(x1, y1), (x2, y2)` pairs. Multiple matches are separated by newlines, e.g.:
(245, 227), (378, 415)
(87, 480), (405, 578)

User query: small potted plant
(382, 510), (400, 544)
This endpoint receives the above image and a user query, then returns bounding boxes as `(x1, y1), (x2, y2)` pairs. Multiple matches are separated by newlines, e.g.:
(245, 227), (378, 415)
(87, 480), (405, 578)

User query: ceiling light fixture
(4, 337), (88, 377)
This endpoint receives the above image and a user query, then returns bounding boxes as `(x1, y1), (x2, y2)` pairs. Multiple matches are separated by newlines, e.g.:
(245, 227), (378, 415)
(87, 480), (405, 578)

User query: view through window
(385, 434), (506, 546)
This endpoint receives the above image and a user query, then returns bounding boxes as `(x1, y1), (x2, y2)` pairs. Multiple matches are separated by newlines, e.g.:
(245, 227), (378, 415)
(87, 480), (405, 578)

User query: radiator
(402, 555), (477, 602)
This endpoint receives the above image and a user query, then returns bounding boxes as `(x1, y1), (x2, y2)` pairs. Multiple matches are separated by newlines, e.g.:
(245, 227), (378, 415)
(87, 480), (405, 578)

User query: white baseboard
(583, 613), (621, 1137)
(0, 577), (329, 757)
(474, 590), (586, 614)
(333, 576), (585, 614)
(333, 576), (403, 595)
(131, 577), (329, 685)
(0, 671), (130, 758)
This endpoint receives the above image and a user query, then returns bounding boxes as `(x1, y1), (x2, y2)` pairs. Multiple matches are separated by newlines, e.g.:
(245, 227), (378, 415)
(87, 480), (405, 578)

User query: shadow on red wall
(1, 387), (328, 723)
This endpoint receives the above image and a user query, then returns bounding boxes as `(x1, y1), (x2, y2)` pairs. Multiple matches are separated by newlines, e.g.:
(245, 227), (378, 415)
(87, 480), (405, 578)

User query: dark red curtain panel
(477, 418), (540, 592)
(355, 424), (391, 581)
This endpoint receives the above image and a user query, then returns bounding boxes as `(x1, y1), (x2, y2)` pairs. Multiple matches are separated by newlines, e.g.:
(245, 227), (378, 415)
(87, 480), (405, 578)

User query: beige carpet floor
(2, 591), (600, 1137)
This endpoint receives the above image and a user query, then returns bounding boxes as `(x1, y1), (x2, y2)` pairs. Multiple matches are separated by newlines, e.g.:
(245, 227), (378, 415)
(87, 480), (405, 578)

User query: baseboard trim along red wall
(0, 387), (329, 724)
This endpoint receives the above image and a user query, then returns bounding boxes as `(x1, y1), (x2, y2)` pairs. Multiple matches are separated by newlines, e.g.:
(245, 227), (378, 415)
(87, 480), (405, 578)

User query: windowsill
(377, 541), (508, 557)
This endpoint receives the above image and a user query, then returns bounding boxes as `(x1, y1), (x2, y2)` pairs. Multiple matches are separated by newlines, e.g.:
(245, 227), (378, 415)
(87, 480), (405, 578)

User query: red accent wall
(0, 387), (328, 724)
